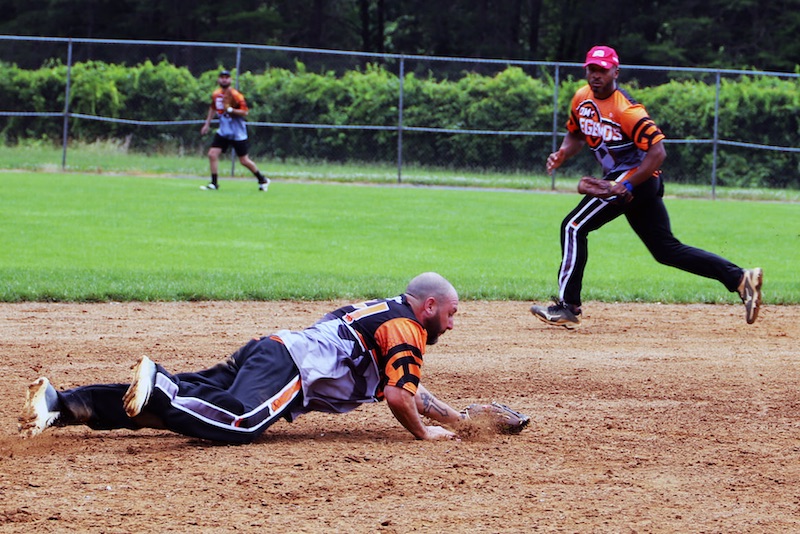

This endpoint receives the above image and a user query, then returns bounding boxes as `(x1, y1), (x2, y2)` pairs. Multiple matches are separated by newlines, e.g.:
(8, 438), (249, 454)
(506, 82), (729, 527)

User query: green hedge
(1, 60), (797, 188)
(640, 76), (800, 187)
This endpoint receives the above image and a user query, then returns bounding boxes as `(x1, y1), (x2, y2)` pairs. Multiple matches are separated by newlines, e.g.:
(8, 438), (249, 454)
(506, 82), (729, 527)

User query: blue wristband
(622, 180), (634, 192)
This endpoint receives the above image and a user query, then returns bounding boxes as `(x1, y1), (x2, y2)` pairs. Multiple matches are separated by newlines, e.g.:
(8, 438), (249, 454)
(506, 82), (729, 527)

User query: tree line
(1, 0), (799, 71)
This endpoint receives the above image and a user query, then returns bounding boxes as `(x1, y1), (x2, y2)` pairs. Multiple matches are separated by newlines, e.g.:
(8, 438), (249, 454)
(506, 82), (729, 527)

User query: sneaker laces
(549, 298), (580, 316)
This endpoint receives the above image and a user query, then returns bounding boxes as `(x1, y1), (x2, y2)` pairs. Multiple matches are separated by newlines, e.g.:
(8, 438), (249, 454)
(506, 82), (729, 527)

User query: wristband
(622, 180), (634, 192)
(226, 106), (233, 113)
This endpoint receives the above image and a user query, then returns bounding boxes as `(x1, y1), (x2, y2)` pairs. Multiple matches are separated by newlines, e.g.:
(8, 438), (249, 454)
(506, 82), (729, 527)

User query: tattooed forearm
(420, 392), (450, 417)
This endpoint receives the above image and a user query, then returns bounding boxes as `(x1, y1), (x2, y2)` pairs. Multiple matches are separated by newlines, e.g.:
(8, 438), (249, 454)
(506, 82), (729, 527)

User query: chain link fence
(1, 35), (798, 196)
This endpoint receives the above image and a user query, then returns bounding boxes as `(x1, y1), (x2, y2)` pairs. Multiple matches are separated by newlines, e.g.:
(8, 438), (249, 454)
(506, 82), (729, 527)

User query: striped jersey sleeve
(373, 317), (426, 395)
(228, 89), (249, 113)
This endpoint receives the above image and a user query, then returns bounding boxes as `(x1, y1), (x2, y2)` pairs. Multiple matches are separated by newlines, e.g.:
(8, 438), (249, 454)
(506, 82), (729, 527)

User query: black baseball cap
(219, 69), (231, 77)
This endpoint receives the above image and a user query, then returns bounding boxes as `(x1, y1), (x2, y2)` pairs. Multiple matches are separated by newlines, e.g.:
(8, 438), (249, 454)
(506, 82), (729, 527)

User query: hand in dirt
(423, 425), (460, 441)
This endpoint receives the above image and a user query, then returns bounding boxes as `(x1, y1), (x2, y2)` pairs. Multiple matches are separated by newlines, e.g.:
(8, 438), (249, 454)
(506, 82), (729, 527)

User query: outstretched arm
(414, 383), (463, 426)
(384, 384), (458, 440)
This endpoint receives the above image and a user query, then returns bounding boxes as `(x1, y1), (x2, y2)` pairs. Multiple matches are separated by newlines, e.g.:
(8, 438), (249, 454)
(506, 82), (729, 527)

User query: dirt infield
(1, 301), (798, 533)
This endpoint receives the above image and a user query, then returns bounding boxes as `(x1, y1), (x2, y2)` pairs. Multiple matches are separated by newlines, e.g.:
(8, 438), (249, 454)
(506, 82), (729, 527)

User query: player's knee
(650, 249), (677, 266)
(647, 240), (683, 265)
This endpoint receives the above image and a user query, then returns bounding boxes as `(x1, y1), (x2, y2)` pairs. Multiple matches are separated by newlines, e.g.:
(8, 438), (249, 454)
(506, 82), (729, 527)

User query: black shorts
(211, 134), (249, 157)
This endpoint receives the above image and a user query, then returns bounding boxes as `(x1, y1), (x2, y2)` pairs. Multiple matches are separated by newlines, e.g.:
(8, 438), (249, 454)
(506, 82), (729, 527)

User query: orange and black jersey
(275, 295), (427, 414)
(211, 87), (249, 115)
(566, 85), (665, 177)
(320, 295), (426, 396)
(210, 87), (249, 141)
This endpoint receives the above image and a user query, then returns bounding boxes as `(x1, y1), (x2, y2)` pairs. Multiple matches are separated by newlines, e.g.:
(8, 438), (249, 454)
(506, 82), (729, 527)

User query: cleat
(737, 267), (763, 324)
(258, 178), (270, 192)
(123, 356), (157, 418)
(19, 377), (60, 437)
(530, 300), (581, 329)
(200, 183), (218, 191)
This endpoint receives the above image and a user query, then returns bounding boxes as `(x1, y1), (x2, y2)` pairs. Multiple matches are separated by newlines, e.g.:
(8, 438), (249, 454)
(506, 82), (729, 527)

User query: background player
(20, 273), (466, 443)
(200, 69), (270, 191)
(530, 45), (762, 328)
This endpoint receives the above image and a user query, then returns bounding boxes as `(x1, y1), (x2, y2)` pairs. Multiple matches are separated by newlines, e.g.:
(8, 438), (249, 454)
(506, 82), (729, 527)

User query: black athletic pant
(57, 337), (303, 444)
(557, 174), (743, 308)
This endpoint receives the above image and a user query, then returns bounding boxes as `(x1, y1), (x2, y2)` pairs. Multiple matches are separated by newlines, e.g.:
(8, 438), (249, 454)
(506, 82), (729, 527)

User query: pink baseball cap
(584, 46), (619, 69)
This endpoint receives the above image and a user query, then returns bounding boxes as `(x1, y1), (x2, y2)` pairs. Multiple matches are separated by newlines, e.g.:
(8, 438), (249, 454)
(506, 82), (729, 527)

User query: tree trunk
(360, 0), (370, 51)
(528, 0), (542, 58)
(376, 0), (385, 53)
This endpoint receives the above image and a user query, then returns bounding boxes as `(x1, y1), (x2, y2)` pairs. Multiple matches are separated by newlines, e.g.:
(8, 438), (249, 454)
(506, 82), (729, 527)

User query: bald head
(405, 272), (458, 345)
(405, 272), (457, 302)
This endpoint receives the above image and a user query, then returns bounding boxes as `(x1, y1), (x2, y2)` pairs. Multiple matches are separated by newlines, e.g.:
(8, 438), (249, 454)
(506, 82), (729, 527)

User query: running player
(530, 46), (762, 328)
(200, 69), (270, 191)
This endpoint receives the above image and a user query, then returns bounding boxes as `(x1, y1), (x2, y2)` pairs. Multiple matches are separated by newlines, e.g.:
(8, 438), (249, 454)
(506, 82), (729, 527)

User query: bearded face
(425, 316), (444, 345)
(422, 294), (458, 345)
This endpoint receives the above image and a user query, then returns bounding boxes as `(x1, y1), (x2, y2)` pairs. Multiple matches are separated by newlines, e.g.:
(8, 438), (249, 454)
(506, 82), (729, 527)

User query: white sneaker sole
(741, 267), (763, 324)
(123, 356), (157, 418)
(19, 377), (60, 437)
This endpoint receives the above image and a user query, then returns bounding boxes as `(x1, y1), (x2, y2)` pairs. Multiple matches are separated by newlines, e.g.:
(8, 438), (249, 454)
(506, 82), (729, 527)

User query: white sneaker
(200, 183), (218, 191)
(19, 377), (60, 437)
(258, 178), (270, 192)
(123, 356), (157, 418)
(737, 267), (763, 324)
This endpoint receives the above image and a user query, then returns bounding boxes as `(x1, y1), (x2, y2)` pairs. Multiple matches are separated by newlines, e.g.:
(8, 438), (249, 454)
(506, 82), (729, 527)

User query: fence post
(710, 70), (721, 200)
(61, 39), (73, 170)
(396, 56), (405, 184)
(550, 63), (560, 190)
(230, 45), (243, 177)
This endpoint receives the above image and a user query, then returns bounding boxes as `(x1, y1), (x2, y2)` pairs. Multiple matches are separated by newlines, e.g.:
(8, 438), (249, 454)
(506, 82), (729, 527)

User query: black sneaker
(530, 300), (581, 329)
(737, 267), (763, 324)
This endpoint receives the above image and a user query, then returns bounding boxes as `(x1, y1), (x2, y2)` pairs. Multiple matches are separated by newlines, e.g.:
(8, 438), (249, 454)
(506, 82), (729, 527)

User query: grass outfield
(2, 171), (796, 303)
(2, 141), (799, 202)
